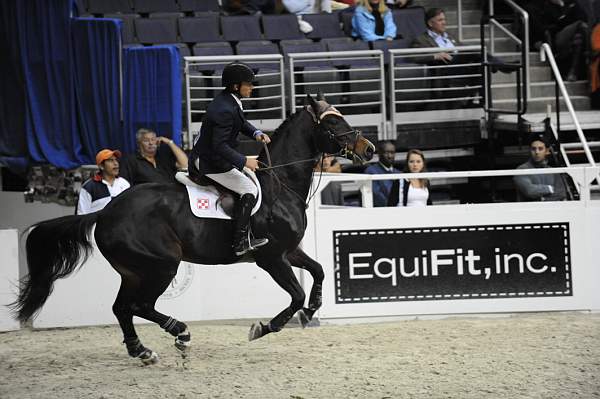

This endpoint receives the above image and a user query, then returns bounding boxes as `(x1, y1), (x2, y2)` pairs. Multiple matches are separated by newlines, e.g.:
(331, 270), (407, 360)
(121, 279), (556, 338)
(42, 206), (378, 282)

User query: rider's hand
(245, 157), (259, 171)
(254, 131), (271, 144)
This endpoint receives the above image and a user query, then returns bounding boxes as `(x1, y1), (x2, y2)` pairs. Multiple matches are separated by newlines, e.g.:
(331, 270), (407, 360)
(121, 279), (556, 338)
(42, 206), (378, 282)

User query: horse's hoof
(248, 322), (265, 341)
(297, 309), (310, 328)
(175, 331), (191, 356)
(138, 348), (159, 365)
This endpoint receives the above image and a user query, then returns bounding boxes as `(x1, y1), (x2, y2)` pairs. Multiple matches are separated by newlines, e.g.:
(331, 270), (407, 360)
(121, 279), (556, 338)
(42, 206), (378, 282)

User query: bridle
(255, 105), (366, 211)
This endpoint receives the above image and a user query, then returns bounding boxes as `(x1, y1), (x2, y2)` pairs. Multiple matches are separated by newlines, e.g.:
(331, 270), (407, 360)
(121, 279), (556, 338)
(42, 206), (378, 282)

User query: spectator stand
(389, 45), (484, 133)
(184, 54), (286, 147)
(288, 50), (387, 140)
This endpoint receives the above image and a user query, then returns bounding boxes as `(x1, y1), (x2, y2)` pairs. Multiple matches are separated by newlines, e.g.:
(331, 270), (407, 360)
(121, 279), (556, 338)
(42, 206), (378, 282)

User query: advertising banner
(334, 223), (571, 303)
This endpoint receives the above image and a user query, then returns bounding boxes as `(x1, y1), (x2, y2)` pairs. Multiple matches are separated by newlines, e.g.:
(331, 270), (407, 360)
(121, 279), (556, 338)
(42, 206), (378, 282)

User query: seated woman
(387, 149), (432, 207)
(352, 0), (397, 42)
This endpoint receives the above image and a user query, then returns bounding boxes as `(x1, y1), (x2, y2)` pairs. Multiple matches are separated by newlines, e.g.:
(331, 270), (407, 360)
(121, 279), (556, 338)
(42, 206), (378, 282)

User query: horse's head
(306, 94), (375, 164)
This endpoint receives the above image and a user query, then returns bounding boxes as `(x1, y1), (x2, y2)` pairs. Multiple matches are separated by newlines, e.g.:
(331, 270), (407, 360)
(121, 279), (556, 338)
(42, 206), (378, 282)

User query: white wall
(0, 230), (20, 331)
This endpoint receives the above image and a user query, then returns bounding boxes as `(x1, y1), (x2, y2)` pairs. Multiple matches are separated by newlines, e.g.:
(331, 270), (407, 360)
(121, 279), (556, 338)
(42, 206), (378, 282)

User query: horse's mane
(271, 108), (308, 139)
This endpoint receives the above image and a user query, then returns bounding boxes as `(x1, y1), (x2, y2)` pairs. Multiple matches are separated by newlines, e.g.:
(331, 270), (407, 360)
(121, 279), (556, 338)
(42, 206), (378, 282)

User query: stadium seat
(235, 41), (281, 71)
(302, 13), (346, 40)
(221, 15), (263, 42)
(392, 7), (427, 42)
(179, 0), (220, 13)
(104, 13), (140, 44)
(132, 0), (179, 14)
(88, 0), (132, 15)
(325, 40), (374, 67)
(340, 11), (354, 38)
(179, 15), (222, 43)
(280, 39), (327, 68)
(134, 18), (178, 44)
(192, 42), (234, 73)
(149, 12), (185, 20)
(262, 14), (304, 41)
(371, 38), (411, 65)
(74, 0), (88, 14)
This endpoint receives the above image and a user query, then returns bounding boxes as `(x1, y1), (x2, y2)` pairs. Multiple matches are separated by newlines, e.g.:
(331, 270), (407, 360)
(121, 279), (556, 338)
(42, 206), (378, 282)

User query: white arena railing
(300, 165), (600, 322)
(288, 50), (387, 138)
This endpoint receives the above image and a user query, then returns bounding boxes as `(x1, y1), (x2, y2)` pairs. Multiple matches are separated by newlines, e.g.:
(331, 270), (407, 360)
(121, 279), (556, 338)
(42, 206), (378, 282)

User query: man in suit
(188, 62), (271, 256)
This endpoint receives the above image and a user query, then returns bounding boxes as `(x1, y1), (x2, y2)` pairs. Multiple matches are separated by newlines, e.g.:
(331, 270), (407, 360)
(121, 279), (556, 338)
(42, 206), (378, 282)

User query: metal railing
(487, 0), (530, 100)
(389, 45), (484, 135)
(184, 54), (285, 148)
(288, 50), (387, 138)
(540, 43), (597, 170)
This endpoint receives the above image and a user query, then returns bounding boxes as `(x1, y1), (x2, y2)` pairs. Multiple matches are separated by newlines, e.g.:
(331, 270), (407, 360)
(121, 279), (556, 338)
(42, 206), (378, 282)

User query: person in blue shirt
(364, 140), (399, 207)
(352, 0), (397, 42)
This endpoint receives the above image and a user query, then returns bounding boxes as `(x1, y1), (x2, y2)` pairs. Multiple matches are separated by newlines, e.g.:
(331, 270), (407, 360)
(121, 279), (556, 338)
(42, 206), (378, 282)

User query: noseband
(306, 105), (364, 163)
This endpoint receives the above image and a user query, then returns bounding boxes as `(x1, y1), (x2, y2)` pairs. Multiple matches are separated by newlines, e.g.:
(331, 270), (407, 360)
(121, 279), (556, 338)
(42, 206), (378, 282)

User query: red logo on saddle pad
(196, 198), (209, 210)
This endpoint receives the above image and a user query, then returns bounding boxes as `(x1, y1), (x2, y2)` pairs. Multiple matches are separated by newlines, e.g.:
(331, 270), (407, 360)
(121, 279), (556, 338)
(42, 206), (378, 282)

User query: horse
(11, 94), (375, 364)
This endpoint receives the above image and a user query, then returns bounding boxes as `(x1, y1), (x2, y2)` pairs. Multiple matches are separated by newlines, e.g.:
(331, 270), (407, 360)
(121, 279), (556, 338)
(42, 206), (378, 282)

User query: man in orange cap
(77, 149), (131, 214)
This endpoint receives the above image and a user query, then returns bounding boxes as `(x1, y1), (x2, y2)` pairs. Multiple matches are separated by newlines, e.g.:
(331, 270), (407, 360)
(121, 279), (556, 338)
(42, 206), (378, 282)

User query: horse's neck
(260, 112), (317, 201)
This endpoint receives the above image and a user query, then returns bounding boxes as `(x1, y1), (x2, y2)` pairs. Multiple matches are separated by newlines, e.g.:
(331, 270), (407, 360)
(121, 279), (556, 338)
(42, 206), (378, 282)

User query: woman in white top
(387, 149), (431, 207)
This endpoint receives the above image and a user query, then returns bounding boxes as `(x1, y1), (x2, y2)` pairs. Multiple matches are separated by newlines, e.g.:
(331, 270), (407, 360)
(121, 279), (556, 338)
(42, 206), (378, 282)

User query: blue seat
(179, 15), (221, 43)
(132, 0), (178, 13)
(371, 38), (411, 65)
(236, 41), (281, 71)
(280, 39), (327, 68)
(134, 18), (178, 44)
(104, 13), (140, 44)
(192, 42), (234, 73)
(325, 40), (375, 67)
(392, 7), (427, 42)
(262, 14), (304, 41)
(88, 0), (132, 14)
(340, 11), (354, 38)
(149, 12), (185, 20)
(180, 0), (220, 12)
(221, 15), (263, 42)
(302, 13), (346, 40)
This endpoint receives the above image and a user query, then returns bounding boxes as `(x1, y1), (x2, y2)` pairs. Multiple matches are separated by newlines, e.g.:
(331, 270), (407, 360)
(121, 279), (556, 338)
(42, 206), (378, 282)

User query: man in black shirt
(120, 128), (188, 185)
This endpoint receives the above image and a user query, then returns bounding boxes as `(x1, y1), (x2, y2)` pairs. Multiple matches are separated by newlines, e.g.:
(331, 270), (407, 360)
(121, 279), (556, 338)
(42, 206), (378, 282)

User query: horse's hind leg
(250, 255), (305, 341)
(112, 276), (159, 365)
(287, 247), (324, 327)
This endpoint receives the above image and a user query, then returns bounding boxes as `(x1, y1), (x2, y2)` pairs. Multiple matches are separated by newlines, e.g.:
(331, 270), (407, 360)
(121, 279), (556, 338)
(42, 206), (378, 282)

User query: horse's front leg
(287, 247), (324, 327)
(249, 254), (306, 341)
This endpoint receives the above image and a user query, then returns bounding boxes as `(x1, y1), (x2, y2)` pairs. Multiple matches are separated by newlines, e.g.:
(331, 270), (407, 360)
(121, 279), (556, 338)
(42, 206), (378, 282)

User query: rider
(188, 62), (271, 256)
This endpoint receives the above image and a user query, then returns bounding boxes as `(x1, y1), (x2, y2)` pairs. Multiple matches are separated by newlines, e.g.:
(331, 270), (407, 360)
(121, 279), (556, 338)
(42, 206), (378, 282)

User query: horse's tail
(11, 213), (99, 322)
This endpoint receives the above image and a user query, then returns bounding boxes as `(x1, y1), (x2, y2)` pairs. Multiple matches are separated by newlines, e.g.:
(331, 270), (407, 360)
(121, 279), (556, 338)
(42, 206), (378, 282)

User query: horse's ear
(306, 94), (319, 114)
(316, 91), (326, 102)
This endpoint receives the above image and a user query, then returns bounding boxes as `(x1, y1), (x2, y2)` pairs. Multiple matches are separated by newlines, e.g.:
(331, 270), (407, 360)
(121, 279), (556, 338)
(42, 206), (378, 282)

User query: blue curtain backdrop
(123, 45), (182, 153)
(18, 0), (85, 169)
(72, 18), (123, 164)
(0, 0), (29, 173)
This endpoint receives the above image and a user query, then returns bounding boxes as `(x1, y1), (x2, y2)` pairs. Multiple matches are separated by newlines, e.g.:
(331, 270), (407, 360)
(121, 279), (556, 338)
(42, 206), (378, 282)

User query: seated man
(364, 140), (399, 207)
(77, 149), (130, 215)
(513, 135), (567, 202)
(188, 62), (271, 256)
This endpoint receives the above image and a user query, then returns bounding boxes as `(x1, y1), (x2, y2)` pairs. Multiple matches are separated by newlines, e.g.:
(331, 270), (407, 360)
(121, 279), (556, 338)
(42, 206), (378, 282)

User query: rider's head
(222, 62), (255, 99)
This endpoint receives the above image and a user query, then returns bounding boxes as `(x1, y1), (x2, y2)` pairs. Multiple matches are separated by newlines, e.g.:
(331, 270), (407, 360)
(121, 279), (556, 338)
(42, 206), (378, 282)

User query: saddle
(175, 171), (261, 220)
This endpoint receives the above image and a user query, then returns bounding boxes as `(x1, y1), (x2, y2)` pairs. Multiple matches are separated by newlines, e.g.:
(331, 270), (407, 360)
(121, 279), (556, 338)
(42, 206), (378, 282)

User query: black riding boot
(233, 194), (268, 256)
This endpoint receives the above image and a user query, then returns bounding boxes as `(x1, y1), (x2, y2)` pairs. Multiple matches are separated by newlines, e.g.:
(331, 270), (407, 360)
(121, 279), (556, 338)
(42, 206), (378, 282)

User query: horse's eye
(329, 118), (338, 125)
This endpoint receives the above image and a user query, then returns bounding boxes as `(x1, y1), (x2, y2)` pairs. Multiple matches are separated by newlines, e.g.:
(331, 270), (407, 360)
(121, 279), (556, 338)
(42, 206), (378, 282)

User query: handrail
(540, 43), (596, 167)
(487, 0), (530, 99)
(388, 45), (481, 55)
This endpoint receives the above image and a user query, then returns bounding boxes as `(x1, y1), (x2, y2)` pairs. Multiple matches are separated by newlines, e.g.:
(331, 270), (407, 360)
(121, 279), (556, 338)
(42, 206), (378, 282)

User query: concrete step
(494, 110), (600, 132)
(490, 65), (552, 83)
(492, 96), (591, 114)
(491, 81), (589, 99)
(462, 37), (516, 52)
(444, 10), (482, 25)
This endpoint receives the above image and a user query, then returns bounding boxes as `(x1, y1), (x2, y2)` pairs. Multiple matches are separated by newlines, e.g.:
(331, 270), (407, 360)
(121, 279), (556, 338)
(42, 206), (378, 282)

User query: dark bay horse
(12, 94), (375, 364)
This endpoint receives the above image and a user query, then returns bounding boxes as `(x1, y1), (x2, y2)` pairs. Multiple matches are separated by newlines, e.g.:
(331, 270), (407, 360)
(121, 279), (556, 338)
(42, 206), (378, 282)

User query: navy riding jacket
(189, 91), (258, 176)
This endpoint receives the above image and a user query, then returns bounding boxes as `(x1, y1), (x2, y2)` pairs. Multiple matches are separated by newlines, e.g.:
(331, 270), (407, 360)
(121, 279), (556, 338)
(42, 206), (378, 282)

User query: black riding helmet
(221, 62), (255, 88)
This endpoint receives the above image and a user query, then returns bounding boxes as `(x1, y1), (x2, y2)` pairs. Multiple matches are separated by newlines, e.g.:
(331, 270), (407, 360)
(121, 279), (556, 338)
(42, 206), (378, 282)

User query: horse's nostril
(365, 146), (374, 160)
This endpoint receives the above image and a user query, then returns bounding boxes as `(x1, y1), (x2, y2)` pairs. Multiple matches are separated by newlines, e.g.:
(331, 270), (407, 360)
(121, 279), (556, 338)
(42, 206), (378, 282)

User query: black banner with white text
(334, 223), (572, 303)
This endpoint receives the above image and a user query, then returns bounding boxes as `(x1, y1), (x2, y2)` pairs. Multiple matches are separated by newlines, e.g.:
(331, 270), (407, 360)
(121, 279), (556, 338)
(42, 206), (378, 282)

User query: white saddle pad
(175, 170), (262, 220)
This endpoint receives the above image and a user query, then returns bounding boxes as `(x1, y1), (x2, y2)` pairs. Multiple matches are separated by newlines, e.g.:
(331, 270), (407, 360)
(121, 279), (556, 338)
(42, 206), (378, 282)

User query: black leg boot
(233, 194), (268, 256)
